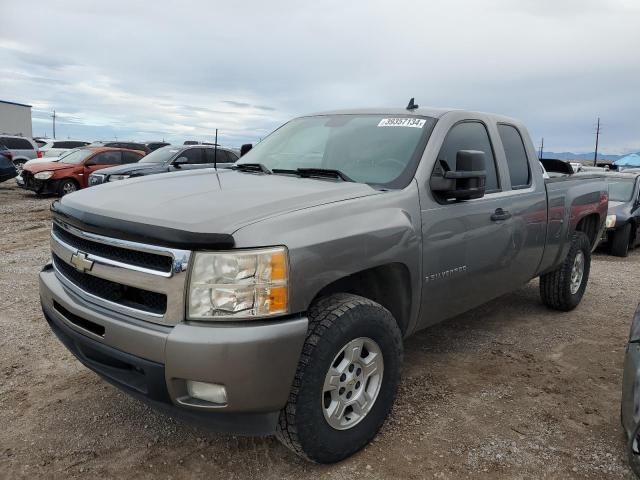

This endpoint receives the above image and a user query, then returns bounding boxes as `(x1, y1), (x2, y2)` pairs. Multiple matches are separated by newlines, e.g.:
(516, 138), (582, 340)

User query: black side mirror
(172, 156), (188, 167)
(430, 150), (486, 201)
(240, 143), (253, 157)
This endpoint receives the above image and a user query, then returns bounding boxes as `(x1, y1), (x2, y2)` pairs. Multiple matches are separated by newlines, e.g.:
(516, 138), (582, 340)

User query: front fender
(232, 181), (423, 333)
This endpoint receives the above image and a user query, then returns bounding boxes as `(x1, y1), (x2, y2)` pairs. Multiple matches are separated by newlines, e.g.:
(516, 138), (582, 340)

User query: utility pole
(538, 137), (544, 160)
(51, 110), (56, 139)
(593, 117), (601, 166)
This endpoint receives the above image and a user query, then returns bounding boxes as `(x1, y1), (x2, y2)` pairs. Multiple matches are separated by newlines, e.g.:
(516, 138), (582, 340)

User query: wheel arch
(309, 263), (412, 335)
(575, 213), (601, 249)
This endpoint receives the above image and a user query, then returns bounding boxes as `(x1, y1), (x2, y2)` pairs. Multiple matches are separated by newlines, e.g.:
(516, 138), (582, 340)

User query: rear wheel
(58, 179), (78, 196)
(276, 293), (403, 463)
(611, 223), (632, 257)
(540, 232), (591, 311)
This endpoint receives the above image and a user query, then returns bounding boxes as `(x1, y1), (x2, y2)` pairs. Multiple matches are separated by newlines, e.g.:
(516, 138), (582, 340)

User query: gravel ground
(1, 181), (638, 479)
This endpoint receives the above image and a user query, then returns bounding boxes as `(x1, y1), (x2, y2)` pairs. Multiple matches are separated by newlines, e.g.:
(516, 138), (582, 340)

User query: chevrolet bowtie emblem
(70, 251), (94, 273)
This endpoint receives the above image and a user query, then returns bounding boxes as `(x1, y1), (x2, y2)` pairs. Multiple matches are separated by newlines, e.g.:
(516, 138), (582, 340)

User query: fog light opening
(186, 380), (228, 405)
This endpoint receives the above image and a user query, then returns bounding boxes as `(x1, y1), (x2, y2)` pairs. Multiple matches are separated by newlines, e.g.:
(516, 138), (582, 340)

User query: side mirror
(173, 156), (188, 167)
(430, 150), (486, 201)
(240, 143), (253, 157)
(85, 159), (97, 166)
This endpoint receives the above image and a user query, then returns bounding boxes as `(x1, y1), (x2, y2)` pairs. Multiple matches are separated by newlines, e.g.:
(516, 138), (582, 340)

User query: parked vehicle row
(20, 147), (145, 196)
(39, 106), (609, 463)
(88, 144), (238, 186)
(0, 136), (177, 177)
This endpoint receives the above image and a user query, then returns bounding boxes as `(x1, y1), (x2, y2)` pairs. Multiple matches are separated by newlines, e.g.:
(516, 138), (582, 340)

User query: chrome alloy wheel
(570, 250), (585, 295)
(322, 337), (384, 430)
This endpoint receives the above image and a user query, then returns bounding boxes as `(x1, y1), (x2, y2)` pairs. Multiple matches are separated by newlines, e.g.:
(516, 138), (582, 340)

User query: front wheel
(58, 179), (78, 196)
(276, 293), (403, 463)
(540, 231), (591, 311)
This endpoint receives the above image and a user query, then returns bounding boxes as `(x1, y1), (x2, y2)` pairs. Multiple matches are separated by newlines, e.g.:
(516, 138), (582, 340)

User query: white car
(39, 139), (90, 158)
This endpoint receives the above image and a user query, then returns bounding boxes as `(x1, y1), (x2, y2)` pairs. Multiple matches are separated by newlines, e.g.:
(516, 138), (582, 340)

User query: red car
(21, 146), (145, 196)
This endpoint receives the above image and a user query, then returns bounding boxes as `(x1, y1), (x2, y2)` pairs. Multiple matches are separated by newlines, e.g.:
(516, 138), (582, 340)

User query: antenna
(406, 97), (418, 110)
(214, 129), (218, 170)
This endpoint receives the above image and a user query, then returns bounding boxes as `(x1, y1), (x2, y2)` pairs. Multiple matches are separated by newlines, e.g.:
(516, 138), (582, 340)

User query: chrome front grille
(50, 219), (191, 325)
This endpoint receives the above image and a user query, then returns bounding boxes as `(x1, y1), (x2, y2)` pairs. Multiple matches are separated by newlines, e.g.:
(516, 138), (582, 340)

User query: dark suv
(88, 144), (238, 186)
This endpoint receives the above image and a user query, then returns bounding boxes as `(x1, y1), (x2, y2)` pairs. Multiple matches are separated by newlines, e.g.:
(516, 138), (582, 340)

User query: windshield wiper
(232, 163), (272, 174)
(272, 167), (354, 182)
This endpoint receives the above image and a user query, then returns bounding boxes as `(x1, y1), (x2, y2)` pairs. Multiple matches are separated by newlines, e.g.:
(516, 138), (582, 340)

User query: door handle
(491, 208), (512, 221)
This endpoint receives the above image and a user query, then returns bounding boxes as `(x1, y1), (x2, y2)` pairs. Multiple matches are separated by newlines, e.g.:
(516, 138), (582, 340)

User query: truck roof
(305, 107), (520, 123)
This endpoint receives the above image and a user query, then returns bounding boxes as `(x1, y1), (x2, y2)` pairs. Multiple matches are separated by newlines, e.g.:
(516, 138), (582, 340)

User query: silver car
(0, 135), (39, 173)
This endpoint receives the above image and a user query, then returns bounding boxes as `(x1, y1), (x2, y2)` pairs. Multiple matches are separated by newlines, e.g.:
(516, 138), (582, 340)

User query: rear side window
(498, 124), (531, 188)
(205, 149), (232, 163)
(1, 137), (34, 150)
(91, 151), (122, 165)
(180, 148), (205, 164)
(433, 122), (499, 192)
(122, 151), (142, 164)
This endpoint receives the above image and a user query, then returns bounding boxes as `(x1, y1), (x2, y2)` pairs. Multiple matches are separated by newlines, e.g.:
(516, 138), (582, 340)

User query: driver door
(418, 120), (517, 327)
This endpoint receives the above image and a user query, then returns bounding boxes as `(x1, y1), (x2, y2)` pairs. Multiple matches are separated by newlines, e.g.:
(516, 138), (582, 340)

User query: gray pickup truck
(40, 107), (608, 463)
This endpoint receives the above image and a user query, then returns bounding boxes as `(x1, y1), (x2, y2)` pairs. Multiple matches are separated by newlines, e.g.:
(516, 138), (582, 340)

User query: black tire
(540, 231), (591, 311)
(276, 293), (403, 463)
(58, 179), (78, 196)
(611, 223), (632, 257)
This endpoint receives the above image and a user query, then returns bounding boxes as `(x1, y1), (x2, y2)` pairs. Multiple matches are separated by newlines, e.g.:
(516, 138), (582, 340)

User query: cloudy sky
(1, 0), (638, 153)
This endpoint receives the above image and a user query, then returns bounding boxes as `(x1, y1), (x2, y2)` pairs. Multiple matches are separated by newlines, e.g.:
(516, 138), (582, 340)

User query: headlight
(188, 247), (288, 320)
(34, 171), (53, 180)
(109, 174), (131, 181)
(606, 214), (617, 228)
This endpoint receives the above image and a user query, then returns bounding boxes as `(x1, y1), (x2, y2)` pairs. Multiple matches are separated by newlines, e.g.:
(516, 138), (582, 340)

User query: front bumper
(21, 176), (62, 194)
(40, 267), (308, 435)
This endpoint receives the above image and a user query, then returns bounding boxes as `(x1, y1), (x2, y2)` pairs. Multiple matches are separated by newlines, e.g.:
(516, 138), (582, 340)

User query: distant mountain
(542, 151), (640, 162)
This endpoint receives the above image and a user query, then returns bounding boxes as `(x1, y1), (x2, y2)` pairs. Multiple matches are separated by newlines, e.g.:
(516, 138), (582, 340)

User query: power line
(538, 137), (544, 160)
(593, 117), (601, 166)
(51, 110), (56, 139)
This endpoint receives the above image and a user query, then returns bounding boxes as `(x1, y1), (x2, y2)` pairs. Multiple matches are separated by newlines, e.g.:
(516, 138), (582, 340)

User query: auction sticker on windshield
(377, 118), (426, 128)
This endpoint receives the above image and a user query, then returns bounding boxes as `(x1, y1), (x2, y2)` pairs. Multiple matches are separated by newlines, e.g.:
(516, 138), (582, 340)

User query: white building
(0, 100), (33, 137)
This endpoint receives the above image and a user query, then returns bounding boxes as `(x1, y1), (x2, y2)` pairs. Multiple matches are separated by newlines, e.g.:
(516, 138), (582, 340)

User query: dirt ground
(1, 180), (639, 479)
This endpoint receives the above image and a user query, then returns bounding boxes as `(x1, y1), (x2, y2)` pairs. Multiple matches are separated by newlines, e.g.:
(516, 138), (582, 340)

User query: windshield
(60, 149), (94, 165)
(238, 114), (436, 187)
(607, 178), (636, 202)
(139, 146), (180, 163)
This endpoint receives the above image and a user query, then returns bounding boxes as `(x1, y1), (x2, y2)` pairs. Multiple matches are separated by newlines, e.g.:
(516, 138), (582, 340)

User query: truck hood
(61, 169), (382, 235)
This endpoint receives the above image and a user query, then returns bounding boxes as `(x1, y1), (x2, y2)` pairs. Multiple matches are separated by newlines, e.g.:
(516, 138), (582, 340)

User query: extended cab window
(433, 122), (499, 192)
(498, 124), (531, 188)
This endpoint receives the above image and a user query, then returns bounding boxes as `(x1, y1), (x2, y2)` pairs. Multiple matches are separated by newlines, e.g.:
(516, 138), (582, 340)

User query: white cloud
(0, 0), (638, 152)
